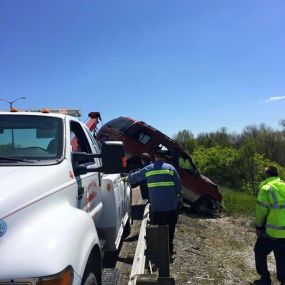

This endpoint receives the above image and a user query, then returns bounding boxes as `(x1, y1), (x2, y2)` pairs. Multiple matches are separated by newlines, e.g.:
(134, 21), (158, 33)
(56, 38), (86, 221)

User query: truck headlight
(39, 266), (73, 285)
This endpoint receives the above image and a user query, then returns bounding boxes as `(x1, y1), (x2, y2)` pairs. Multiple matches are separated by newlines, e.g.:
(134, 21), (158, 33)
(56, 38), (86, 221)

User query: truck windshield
(106, 117), (133, 133)
(0, 115), (63, 162)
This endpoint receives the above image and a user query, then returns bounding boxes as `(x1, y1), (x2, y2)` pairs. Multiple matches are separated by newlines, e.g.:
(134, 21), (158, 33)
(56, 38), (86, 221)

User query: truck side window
(84, 125), (102, 168)
(70, 122), (92, 154)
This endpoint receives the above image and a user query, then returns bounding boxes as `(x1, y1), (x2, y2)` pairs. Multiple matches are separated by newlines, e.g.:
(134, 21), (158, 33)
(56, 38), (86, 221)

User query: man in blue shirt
(127, 148), (182, 255)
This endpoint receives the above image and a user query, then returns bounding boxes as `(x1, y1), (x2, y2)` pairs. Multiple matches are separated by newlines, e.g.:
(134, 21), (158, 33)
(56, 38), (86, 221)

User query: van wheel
(192, 197), (213, 215)
(82, 273), (97, 285)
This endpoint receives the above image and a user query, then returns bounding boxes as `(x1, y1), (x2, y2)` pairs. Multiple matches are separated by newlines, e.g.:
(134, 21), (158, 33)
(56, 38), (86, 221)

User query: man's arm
(255, 186), (270, 230)
(173, 167), (182, 195)
(128, 166), (149, 184)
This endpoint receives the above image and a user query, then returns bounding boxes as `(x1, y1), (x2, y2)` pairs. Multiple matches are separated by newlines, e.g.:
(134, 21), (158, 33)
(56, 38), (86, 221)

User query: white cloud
(264, 96), (285, 102)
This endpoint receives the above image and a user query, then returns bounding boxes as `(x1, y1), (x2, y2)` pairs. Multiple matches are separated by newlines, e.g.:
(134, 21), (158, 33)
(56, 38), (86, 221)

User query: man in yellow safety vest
(253, 166), (285, 285)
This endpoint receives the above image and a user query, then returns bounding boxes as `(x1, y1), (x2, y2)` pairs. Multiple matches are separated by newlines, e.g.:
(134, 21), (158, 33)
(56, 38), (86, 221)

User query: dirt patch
(172, 207), (278, 285)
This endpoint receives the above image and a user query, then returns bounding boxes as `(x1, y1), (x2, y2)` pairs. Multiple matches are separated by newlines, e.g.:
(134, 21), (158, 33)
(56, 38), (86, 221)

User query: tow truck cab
(0, 111), (131, 285)
(96, 116), (222, 214)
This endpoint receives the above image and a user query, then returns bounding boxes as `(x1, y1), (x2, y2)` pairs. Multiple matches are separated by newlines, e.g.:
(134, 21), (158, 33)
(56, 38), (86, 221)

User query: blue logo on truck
(0, 220), (7, 237)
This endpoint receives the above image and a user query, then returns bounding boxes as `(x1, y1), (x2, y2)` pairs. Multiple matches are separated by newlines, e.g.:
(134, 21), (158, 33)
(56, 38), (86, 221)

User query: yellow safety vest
(256, 177), (285, 238)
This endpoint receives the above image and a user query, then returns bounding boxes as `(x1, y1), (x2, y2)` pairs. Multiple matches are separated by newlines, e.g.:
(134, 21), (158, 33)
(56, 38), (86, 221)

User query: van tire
(192, 197), (213, 215)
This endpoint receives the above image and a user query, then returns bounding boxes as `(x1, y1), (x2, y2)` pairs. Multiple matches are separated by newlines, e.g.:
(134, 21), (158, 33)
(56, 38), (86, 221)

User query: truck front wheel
(81, 247), (101, 285)
(82, 273), (97, 285)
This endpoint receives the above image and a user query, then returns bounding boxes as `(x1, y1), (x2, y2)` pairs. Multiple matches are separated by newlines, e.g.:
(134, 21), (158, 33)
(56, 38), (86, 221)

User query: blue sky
(1, 0), (285, 137)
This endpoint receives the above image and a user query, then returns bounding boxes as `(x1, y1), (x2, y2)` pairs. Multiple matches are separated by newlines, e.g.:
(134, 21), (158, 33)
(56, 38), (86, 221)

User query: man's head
(141, 153), (151, 165)
(264, 166), (278, 178)
(154, 148), (167, 161)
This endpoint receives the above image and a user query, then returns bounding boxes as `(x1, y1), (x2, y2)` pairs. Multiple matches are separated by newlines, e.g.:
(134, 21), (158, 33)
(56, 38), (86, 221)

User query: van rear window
(107, 117), (133, 133)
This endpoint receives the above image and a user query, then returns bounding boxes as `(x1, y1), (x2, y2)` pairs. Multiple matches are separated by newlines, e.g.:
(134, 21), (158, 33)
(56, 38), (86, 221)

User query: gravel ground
(172, 206), (278, 285)
(115, 188), (278, 285)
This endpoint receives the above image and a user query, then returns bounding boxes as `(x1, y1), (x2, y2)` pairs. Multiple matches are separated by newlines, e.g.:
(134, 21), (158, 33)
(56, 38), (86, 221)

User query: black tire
(123, 197), (132, 238)
(123, 216), (132, 238)
(192, 197), (214, 215)
(81, 249), (101, 285)
(82, 273), (97, 285)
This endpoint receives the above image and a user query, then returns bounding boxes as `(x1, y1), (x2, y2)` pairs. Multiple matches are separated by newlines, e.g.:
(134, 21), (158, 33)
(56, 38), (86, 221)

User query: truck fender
(96, 174), (131, 251)
(1, 204), (100, 280)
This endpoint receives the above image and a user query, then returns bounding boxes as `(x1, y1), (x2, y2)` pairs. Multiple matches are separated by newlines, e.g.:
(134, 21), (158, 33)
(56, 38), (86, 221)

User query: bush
(192, 145), (285, 194)
(192, 146), (242, 188)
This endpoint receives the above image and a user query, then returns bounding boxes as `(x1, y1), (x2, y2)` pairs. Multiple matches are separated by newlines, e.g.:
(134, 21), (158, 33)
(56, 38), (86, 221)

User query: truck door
(70, 121), (102, 222)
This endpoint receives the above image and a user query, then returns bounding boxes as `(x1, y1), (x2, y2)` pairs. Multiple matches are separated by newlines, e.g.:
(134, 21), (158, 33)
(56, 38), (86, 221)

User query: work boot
(253, 279), (271, 285)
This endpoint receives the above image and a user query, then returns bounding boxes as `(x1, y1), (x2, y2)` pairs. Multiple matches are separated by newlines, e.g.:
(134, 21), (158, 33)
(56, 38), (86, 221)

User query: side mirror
(73, 141), (126, 175)
(101, 141), (126, 174)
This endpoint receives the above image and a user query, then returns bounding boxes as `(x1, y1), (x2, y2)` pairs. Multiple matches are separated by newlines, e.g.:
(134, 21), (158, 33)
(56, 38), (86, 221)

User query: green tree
(192, 146), (242, 188)
(173, 129), (196, 153)
(239, 140), (264, 194)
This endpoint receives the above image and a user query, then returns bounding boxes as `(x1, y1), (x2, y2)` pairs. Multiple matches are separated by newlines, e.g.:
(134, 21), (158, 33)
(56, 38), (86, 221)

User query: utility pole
(0, 97), (26, 148)
(0, 97), (26, 110)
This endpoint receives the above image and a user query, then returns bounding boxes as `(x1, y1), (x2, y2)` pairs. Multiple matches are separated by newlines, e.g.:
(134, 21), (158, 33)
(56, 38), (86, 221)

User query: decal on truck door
(0, 220), (7, 237)
(87, 181), (98, 212)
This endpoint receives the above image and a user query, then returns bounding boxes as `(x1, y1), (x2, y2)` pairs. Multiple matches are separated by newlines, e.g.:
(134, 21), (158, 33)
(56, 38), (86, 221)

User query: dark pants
(139, 179), (149, 200)
(254, 236), (285, 283)
(150, 210), (178, 254)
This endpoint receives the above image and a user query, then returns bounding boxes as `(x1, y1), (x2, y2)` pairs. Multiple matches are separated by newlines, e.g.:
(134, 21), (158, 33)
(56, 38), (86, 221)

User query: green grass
(221, 187), (256, 216)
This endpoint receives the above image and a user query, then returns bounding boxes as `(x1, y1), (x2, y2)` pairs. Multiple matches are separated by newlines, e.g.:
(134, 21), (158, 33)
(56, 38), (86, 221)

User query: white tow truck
(0, 109), (132, 285)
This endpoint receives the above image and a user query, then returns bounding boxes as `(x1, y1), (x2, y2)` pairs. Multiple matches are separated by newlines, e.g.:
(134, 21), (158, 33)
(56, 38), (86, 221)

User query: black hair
(141, 153), (151, 165)
(265, 166), (278, 177)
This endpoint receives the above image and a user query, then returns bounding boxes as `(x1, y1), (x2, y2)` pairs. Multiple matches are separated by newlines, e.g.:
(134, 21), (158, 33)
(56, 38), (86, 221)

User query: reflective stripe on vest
(268, 186), (285, 209)
(147, 181), (175, 188)
(265, 185), (285, 235)
(266, 224), (285, 230)
(145, 169), (174, 177)
(257, 186), (285, 209)
(256, 200), (270, 208)
(269, 186), (279, 208)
